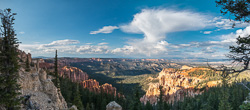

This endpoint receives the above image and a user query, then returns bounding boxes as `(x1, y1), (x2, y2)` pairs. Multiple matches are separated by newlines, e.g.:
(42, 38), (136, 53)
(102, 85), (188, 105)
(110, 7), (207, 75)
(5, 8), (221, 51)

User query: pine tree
(131, 86), (142, 110)
(163, 102), (170, 110)
(54, 50), (60, 90)
(101, 98), (107, 110)
(91, 103), (95, 110)
(86, 103), (90, 110)
(25, 54), (30, 72)
(73, 84), (84, 110)
(158, 85), (163, 110)
(119, 81), (124, 94)
(145, 101), (152, 110)
(0, 8), (22, 110)
(218, 79), (232, 110)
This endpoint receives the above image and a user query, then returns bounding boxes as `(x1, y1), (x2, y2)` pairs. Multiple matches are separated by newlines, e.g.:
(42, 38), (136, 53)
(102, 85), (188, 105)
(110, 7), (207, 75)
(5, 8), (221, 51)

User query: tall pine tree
(218, 79), (232, 110)
(54, 50), (60, 91)
(0, 8), (22, 110)
(73, 84), (84, 110)
(158, 85), (163, 110)
(131, 86), (142, 110)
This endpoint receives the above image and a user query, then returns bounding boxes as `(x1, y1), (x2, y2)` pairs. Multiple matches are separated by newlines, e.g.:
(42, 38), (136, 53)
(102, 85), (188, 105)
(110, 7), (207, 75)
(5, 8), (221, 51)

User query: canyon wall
(82, 79), (117, 96)
(59, 66), (89, 82)
(140, 68), (204, 104)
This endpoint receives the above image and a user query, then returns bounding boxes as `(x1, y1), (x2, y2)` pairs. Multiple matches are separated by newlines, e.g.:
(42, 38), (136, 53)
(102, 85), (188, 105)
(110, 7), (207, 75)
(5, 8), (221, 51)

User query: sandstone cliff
(17, 50), (68, 110)
(82, 79), (117, 96)
(59, 66), (89, 82)
(39, 63), (89, 83)
(140, 68), (204, 104)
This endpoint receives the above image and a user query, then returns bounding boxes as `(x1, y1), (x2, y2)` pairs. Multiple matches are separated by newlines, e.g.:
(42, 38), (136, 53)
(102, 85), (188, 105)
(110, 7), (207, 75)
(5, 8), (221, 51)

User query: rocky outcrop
(106, 101), (122, 110)
(18, 50), (32, 63)
(18, 66), (68, 110)
(140, 68), (203, 104)
(82, 79), (100, 93)
(82, 79), (117, 96)
(101, 83), (117, 96)
(15, 50), (68, 109)
(59, 66), (88, 82)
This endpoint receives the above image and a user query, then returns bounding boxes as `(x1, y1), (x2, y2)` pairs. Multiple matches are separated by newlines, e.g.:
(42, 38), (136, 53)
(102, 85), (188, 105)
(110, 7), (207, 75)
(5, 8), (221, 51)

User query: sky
(1, 0), (250, 59)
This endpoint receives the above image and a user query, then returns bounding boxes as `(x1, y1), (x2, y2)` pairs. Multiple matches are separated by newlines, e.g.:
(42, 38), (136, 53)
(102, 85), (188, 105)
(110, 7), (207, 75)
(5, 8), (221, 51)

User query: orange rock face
(59, 66), (89, 82)
(38, 64), (89, 83)
(140, 68), (203, 104)
(81, 79), (117, 96)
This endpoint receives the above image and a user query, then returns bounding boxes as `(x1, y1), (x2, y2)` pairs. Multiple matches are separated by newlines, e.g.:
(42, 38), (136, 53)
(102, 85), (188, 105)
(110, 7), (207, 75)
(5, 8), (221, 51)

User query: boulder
(106, 101), (122, 110)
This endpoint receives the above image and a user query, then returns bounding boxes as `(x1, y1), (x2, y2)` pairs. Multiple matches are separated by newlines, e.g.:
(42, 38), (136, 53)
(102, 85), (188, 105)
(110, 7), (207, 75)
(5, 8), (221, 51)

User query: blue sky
(1, 0), (250, 59)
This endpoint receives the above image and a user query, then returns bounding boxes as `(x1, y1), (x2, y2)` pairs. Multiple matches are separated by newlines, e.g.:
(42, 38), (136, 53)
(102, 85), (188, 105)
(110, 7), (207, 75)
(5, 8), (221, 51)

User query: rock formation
(81, 79), (117, 96)
(106, 101), (122, 110)
(59, 66), (89, 82)
(16, 50), (68, 109)
(18, 50), (32, 63)
(19, 67), (68, 110)
(140, 68), (204, 104)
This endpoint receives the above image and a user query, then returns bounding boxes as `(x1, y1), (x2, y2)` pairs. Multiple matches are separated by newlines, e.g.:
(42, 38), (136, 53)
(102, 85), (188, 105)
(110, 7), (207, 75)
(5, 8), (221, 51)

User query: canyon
(140, 67), (217, 104)
(39, 57), (118, 96)
(14, 51), (222, 109)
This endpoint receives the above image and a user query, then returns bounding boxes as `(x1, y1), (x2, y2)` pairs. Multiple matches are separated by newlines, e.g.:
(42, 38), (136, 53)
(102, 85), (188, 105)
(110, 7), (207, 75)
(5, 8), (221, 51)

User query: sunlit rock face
(38, 63), (89, 83)
(81, 79), (117, 96)
(59, 66), (89, 82)
(140, 68), (203, 104)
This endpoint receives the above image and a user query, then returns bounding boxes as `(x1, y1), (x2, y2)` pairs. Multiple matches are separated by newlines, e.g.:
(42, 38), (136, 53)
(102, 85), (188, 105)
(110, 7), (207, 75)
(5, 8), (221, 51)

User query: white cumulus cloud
(112, 8), (210, 56)
(77, 45), (109, 54)
(90, 26), (119, 34)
